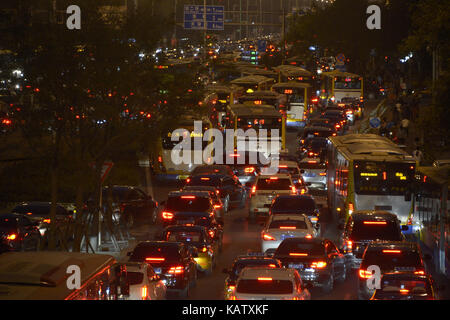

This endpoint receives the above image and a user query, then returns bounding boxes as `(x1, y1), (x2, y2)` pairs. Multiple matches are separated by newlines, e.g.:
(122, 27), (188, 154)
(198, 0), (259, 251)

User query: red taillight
(244, 167), (255, 173)
(363, 221), (387, 225)
(359, 269), (372, 279)
(262, 233), (276, 241)
(335, 124), (341, 128)
(305, 234), (312, 239)
(208, 230), (215, 238)
(319, 172), (326, 176)
(251, 185), (256, 194)
(257, 277), (272, 281)
(414, 270), (425, 275)
(279, 226), (296, 230)
(158, 156), (162, 163)
(145, 257), (165, 262)
(186, 178), (191, 183)
(201, 246), (208, 253)
(181, 196), (196, 199)
(162, 211), (174, 220)
(346, 240), (353, 251)
(399, 289), (410, 294)
(141, 286), (148, 299)
(382, 249), (401, 254)
(289, 253), (308, 257)
(168, 266), (184, 274)
(6, 234), (17, 240)
(291, 186), (297, 194)
(200, 178), (210, 181)
(43, 219), (51, 224)
(311, 261), (327, 269)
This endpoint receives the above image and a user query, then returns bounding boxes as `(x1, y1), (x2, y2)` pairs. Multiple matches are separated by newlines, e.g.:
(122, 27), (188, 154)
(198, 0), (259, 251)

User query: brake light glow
(268, 264), (277, 268)
(145, 257), (165, 262)
(141, 286), (148, 299)
(200, 178), (210, 181)
(263, 233), (276, 241)
(347, 240), (353, 251)
(289, 253), (308, 256)
(257, 277), (272, 281)
(168, 266), (184, 274)
(181, 196), (196, 199)
(335, 124), (341, 128)
(201, 246), (208, 253)
(208, 230), (215, 238)
(279, 226), (296, 229)
(291, 186), (297, 194)
(244, 167), (255, 173)
(214, 204), (222, 209)
(311, 261), (327, 268)
(414, 270), (425, 275)
(43, 219), (51, 224)
(251, 185), (256, 194)
(307, 161), (317, 164)
(228, 285), (236, 290)
(269, 177), (278, 180)
(319, 172), (326, 176)
(400, 289), (410, 294)
(162, 211), (174, 220)
(305, 234), (313, 239)
(6, 234), (17, 240)
(382, 250), (401, 254)
(359, 269), (373, 279)
(363, 221), (387, 225)
(300, 188), (306, 195)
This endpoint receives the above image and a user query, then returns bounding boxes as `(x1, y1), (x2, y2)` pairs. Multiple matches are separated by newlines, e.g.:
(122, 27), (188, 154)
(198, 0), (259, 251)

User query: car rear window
(186, 176), (221, 187)
(350, 220), (403, 241)
(277, 167), (300, 175)
(256, 178), (291, 190)
(275, 241), (324, 256)
(233, 260), (280, 276)
(174, 214), (213, 227)
(166, 196), (211, 212)
(269, 220), (307, 230)
(127, 272), (144, 285)
(272, 197), (316, 213)
(165, 230), (204, 243)
(236, 279), (293, 295)
(130, 245), (181, 263)
(361, 250), (422, 271)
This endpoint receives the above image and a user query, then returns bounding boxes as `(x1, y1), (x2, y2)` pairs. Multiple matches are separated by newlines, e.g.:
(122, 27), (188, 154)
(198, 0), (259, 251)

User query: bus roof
(0, 252), (116, 300)
(229, 104), (281, 118)
(240, 67), (278, 77)
(273, 65), (312, 77)
(239, 90), (283, 99)
(272, 82), (312, 89)
(321, 70), (361, 78)
(329, 134), (392, 146)
(230, 75), (273, 85)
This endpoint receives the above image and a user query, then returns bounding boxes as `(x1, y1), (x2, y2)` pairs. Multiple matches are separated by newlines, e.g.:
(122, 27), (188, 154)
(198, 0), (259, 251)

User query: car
(370, 272), (437, 300)
(340, 211), (407, 271)
(298, 158), (327, 190)
(222, 255), (283, 300)
(298, 126), (335, 146)
(306, 118), (336, 131)
(249, 174), (296, 222)
(221, 151), (268, 187)
(321, 110), (347, 131)
(0, 213), (42, 253)
(127, 241), (198, 298)
(229, 267), (311, 300)
(123, 262), (167, 300)
(358, 241), (429, 300)
(261, 214), (317, 254)
(161, 225), (219, 274)
(12, 202), (73, 236)
(268, 160), (307, 192)
(182, 186), (225, 222)
(299, 137), (328, 160)
(269, 195), (320, 227)
(190, 164), (235, 177)
(274, 237), (346, 293)
(185, 174), (247, 211)
(101, 186), (158, 227)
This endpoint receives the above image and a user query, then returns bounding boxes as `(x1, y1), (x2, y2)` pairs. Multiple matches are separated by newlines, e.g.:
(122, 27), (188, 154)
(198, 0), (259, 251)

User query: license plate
(289, 263), (304, 270)
(281, 234), (294, 241)
(394, 267), (415, 272)
(304, 172), (316, 177)
(179, 220), (195, 225)
(153, 268), (162, 274)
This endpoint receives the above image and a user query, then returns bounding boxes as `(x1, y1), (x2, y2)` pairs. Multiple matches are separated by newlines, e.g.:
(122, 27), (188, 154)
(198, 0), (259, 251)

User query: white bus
(327, 134), (417, 229)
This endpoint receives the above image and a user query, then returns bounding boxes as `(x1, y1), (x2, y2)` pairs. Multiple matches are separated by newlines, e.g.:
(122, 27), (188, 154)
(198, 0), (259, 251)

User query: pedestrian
(400, 117), (410, 137)
(412, 147), (424, 165)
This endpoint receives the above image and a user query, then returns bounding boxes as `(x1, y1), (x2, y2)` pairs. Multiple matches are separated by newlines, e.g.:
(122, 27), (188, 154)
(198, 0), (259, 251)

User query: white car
(261, 214), (317, 254)
(298, 158), (327, 190)
(124, 262), (167, 300)
(270, 160), (307, 192)
(249, 174), (296, 222)
(229, 267), (311, 300)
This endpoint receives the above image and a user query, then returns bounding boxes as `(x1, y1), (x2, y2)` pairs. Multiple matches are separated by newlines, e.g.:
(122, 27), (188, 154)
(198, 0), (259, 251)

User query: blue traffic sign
(369, 117), (381, 128)
(184, 5), (224, 31)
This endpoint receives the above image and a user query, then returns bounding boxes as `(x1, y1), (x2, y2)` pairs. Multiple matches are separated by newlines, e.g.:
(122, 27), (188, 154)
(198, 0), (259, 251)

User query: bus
(272, 82), (313, 128)
(205, 84), (242, 129)
(320, 70), (363, 104)
(327, 134), (417, 228)
(237, 90), (287, 114)
(230, 75), (275, 94)
(224, 104), (286, 157)
(239, 66), (279, 83)
(274, 65), (313, 84)
(154, 115), (213, 181)
(0, 251), (130, 300)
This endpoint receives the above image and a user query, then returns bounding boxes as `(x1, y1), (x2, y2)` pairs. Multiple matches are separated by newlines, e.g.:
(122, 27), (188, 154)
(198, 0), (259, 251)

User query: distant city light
(309, 46), (316, 51)
(400, 52), (413, 63)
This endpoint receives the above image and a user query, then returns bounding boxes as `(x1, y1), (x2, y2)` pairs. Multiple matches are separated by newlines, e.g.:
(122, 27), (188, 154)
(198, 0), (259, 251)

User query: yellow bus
(321, 70), (363, 104)
(272, 82), (313, 128)
(274, 65), (313, 84)
(0, 251), (130, 300)
(230, 75), (275, 94)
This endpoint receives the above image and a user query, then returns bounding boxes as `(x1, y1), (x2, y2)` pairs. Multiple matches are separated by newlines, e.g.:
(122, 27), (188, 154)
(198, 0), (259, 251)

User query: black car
(321, 110), (347, 131)
(299, 137), (329, 160)
(185, 174), (246, 211)
(0, 213), (41, 253)
(358, 241), (429, 300)
(371, 272), (437, 300)
(274, 237), (346, 293)
(102, 185), (158, 227)
(128, 241), (198, 298)
(190, 165), (235, 177)
(222, 255), (283, 299)
(340, 211), (407, 271)
(270, 195), (320, 228)
(299, 126), (335, 146)
(305, 118), (337, 132)
(182, 186), (225, 223)
(221, 151), (268, 188)
(12, 202), (73, 236)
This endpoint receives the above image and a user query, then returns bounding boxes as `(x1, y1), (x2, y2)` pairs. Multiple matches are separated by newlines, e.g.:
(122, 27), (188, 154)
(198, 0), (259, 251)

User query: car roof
(135, 241), (183, 248)
(183, 186), (217, 192)
(235, 256), (279, 262)
(258, 173), (292, 179)
(278, 237), (325, 245)
(278, 160), (298, 167)
(351, 211), (399, 221)
(274, 194), (314, 200)
(269, 214), (308, 222)
(168, 190), (212, 197)
(239, 267), (296, 280)
(304, 126), (333, 131)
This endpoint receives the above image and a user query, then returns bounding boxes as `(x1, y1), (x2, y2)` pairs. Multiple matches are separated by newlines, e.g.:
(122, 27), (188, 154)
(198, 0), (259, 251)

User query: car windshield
(361, 250), (423, 271)
(164, 230), (205, 243)
(269, 220), (308, 230)
(275, 241), (324, 256)
(130, 245), (181, 263)
(127, 272), (144, 285)
(350, 220), (403, 241)
(256, 178), (291, 190)
(272, 197), (315, 213)
(166, 196), (211, 212)
(236, 279), (293, 295)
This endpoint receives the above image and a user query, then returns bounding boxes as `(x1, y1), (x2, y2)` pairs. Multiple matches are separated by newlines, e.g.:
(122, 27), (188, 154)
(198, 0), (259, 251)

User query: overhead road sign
(184, 5), (224, 31)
